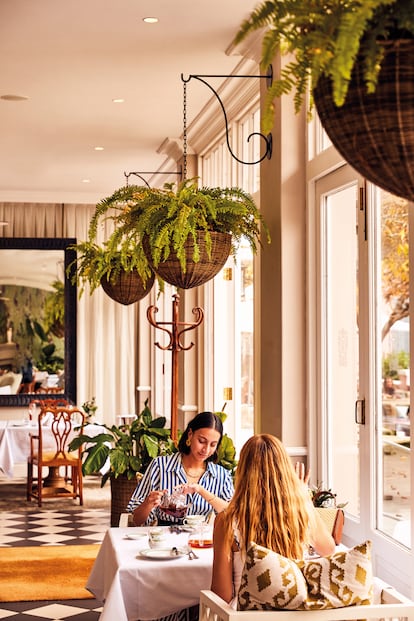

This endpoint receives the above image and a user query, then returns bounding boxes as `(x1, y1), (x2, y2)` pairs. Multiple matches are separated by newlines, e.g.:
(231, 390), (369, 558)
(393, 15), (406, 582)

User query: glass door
(313, 167), (412, 593)
(315, 168), (363, 526)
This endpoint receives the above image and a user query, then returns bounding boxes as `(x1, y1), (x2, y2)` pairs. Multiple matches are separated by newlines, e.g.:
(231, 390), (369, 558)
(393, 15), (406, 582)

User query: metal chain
(182, 79), (187, 181)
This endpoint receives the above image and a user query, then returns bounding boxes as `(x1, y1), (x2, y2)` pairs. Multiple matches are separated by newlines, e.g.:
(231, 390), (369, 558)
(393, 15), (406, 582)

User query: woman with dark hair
(127, 411), (234, 526)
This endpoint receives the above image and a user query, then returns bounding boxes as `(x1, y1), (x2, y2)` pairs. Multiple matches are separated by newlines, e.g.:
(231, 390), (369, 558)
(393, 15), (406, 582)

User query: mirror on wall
(0, 238), (77, 406)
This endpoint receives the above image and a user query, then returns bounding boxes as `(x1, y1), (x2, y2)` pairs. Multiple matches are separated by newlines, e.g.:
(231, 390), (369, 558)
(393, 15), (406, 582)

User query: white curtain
(0, 202), (138, 424)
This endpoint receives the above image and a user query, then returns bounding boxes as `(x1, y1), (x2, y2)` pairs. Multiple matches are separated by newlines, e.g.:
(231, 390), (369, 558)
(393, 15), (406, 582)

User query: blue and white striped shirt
(126, 452), (234, 524)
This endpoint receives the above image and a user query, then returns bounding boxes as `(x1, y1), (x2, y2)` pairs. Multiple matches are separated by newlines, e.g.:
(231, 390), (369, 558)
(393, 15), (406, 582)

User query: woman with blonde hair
(211, 434), (335, 607)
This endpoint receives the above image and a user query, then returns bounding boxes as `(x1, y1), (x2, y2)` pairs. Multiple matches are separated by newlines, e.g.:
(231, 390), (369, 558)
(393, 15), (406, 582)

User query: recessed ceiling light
(112, 98), (125, 104)
(143, 16), (158, 23)
(1, 94), (29, 101)
(94, 146), (104, 151)
(82, 179), (91, 183)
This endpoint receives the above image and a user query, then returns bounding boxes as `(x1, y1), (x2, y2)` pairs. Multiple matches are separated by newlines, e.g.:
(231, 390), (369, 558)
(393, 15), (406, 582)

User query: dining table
(87, 526), (214, 621)
(0, 419), (107, 478)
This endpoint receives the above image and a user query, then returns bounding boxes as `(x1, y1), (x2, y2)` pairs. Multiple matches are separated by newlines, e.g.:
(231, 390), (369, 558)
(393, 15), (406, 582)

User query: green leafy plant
(382, 351), (409, 379)
(310, 482), (347, 509)
(21, 314), (64, 374)
(71, 237), (154, 298)
(86, 178), (269, 274)
(43, 280), (65, 337)
(234, 0), (414, 131)
(215, 408), (238, 476)
(69, 399), (176, 486)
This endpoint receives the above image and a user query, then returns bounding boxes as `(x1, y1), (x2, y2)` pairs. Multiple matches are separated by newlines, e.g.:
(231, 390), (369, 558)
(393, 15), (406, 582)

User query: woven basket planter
(100, 268), (155, 305)
(110, 474), (141, 527)
(313, 39), (414, 202)
(143, 231), (232, 289)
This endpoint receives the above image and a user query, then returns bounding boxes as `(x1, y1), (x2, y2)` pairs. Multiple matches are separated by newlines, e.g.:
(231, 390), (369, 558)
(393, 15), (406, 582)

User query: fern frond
(235, 0), (414, 117)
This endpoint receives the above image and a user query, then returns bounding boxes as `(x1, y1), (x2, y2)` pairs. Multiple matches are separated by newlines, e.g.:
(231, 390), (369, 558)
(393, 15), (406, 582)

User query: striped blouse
(126, 452), (234, 525)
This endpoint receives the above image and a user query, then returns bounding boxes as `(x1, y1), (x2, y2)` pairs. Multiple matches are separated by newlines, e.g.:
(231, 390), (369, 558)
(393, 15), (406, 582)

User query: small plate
(139, 547), (187, 560)
(124, 532), (147, 540)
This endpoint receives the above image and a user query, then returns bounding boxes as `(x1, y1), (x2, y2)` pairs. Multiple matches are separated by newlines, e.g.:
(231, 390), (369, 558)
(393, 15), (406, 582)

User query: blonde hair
(220, 434), (310, 559)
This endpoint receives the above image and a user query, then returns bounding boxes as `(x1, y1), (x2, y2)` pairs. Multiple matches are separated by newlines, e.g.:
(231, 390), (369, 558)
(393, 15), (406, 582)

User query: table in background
(87, 526), (214, 621)
(0, 420), (106, 478)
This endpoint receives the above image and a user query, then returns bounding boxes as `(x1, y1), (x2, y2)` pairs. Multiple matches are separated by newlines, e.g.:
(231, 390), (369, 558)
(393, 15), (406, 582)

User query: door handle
(355, 398), (365, 425)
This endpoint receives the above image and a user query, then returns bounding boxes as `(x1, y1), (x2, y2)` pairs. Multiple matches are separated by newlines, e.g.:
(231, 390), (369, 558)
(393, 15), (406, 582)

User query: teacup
(183, 515), (205, 528)
(148, 527), (166, 549)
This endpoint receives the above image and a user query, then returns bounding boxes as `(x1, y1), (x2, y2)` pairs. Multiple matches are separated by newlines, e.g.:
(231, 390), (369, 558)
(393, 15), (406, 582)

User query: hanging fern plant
(72, 178), (270, 292)
(114, 178), (269, 271)
(234, 0), (414, 131)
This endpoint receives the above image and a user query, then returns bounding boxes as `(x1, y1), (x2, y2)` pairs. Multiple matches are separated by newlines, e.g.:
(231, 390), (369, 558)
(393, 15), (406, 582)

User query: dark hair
(178, 411), (223, 462)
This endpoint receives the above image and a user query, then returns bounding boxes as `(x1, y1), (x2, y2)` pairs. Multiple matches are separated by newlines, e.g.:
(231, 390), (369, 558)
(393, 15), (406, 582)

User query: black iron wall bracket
(181, 66), (273, 165)
(124, 168), (182, 188)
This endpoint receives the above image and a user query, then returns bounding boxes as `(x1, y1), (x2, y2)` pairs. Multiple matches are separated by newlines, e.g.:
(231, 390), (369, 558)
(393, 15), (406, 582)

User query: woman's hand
(145, 489), (167, 509)
(132, 489), (167, 526)
(175, 482), (200, 495)
(295, 461), (310, 485)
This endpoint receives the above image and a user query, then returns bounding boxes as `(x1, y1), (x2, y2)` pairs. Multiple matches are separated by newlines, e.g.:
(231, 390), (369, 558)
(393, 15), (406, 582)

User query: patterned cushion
(238, 540), (373, 611)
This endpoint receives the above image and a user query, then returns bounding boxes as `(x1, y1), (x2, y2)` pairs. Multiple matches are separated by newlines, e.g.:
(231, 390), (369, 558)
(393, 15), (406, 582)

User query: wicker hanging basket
(110, 474), (141, 527)
(143, 231), (232, 289)
(313, 39), (414, 202)
(100, 268), (155, 305)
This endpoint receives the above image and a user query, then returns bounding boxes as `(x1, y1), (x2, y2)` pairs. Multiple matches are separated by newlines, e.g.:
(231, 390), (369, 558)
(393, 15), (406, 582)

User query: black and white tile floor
(0, 507), (110, 621)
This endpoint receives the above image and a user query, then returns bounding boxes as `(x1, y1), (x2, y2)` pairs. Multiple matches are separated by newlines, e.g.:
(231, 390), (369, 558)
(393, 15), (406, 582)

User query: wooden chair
(199, 579), (414, 621)
(27, 404), (85, 507)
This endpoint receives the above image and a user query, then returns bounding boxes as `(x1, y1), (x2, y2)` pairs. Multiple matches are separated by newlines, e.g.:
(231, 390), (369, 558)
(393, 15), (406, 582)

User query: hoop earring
(186, 438), (191, 447)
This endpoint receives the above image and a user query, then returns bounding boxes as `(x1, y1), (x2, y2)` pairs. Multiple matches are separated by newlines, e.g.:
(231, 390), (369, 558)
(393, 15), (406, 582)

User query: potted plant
(234, 0), (414, 201)
(71, 236), (155, 305)
(69, 399), (175, 526)
(85, 178), (270, 290)
(310, 482), (347, 545)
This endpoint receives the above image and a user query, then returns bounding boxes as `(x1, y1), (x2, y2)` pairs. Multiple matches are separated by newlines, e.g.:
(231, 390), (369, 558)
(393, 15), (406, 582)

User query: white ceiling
(0, 249), (63, 289)
(0, 0), (258, 205)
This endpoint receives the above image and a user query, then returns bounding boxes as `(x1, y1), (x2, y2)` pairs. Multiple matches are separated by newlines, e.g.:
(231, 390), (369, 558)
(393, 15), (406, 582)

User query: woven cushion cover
(238, 541), (373, 611)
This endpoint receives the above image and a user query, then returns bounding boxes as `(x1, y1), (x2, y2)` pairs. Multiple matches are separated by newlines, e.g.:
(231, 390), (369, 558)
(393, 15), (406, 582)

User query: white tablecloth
(87, 527), (214, 621)
(0, 420), (106, 478)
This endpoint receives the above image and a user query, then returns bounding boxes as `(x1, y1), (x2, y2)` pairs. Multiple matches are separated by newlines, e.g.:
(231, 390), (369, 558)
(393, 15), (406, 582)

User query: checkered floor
(0, 508), (110, 620)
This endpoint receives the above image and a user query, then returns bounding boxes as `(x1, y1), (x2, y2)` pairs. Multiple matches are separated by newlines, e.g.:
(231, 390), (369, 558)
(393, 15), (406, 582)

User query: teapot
(160, 490), (189, 519)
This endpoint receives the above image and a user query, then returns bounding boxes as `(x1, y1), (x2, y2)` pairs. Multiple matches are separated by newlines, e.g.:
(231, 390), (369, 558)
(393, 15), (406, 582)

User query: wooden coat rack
(147, 294), (204, 443)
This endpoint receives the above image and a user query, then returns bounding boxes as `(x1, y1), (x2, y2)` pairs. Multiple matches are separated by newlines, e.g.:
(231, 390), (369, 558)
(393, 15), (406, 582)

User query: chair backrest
(315, 507), (344, 544)
(29, 397), (71, 421)
(37, 405), (85, 459)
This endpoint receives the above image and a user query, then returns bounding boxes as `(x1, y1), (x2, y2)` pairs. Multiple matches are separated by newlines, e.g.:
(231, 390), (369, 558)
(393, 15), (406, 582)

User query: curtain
(0, 202), (138, 424)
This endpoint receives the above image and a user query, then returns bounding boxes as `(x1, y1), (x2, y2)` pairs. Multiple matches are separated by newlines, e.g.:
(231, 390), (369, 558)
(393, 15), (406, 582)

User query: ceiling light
(143, 17), (158, 23)
(82, 179), (91, 183)
(94, 146), (104, 151)
(112, 98), (125, 104)
(1, 94), (29, 101)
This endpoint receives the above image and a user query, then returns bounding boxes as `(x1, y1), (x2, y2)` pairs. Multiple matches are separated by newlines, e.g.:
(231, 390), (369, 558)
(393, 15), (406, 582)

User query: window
(375, 188), (410, 546)
(200, 104), (261, 451)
